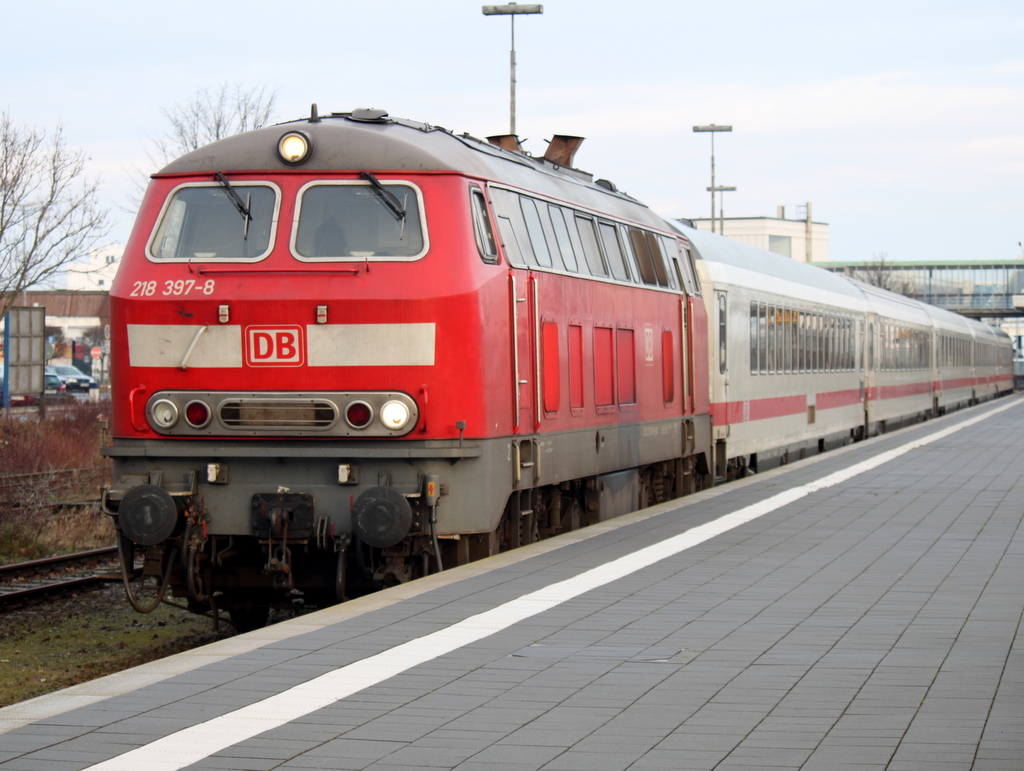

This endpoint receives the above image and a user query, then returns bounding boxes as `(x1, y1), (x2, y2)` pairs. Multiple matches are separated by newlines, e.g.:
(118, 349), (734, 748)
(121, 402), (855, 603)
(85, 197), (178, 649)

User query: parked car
(44, 372), (67, 399)
(46, 365), (97, 392)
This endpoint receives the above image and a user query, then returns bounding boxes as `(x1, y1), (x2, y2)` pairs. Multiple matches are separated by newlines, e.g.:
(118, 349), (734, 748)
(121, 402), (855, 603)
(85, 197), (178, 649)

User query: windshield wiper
(214, 171), (252, 240)
(360, 171), (406, 221)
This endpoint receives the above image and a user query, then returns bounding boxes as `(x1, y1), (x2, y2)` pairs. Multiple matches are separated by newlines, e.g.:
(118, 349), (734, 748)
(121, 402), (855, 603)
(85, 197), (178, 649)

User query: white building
(65, 245), (123, 291)
(689, 205), (829, 263)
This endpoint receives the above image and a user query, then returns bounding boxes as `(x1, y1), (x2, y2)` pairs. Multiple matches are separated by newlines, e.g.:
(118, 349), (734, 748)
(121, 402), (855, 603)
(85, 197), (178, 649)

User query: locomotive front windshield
(293, 182), (425, 260)
(150, 184), (278, 261)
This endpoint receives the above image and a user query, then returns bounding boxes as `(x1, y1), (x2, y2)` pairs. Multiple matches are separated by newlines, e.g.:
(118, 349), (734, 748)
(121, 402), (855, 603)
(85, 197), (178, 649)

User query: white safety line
(84, 400), (1017, 771)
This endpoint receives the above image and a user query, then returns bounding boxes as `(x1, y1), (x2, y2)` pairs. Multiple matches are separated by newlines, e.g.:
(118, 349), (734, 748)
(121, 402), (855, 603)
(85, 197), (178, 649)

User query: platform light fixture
(693, 124), (732, 234)
(707, 185), (737, 237)
(482, 2), (543, 136)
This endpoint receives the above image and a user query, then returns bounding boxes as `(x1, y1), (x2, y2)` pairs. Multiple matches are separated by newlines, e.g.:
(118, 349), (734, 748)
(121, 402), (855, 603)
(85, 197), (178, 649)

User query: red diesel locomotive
(104, 108), (711, 628)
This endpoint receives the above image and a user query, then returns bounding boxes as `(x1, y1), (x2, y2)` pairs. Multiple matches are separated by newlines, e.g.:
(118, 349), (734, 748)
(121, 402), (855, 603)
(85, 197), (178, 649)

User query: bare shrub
(0, 400), (112, 561)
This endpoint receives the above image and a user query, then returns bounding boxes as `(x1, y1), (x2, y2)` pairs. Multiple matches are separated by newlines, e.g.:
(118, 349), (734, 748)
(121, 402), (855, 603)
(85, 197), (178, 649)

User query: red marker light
(346, 401), (372, 429)
(185, 400), (211, 428)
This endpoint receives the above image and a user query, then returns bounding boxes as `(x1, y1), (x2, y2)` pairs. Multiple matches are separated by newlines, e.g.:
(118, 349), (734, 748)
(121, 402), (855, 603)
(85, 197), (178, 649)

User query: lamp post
(482, 2), (543, 136)
(707, 185), (736, 236)
(693, 124), (732, 234)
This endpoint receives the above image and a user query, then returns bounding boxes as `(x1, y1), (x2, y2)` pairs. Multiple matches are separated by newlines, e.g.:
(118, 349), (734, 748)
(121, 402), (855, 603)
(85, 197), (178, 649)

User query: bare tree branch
(0, 112), (110, 319)
(151, 82), (278, 166)
(852, 252), (916, 297)
(125, 82), (278, 212)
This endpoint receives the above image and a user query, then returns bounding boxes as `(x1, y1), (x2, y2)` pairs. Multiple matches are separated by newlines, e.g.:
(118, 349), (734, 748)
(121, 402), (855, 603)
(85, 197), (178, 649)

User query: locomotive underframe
(103, 414), (711, 622)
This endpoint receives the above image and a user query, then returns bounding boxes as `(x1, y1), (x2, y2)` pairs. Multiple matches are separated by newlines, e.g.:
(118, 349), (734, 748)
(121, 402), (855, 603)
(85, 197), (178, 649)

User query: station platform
(2, 397), (1023, 771)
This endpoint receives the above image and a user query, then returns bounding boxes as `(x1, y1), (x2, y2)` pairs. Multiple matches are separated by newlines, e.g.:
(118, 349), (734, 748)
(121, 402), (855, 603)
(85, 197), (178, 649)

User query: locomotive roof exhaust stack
(487, 134), (524, 154)
(543, 135), (584, 168)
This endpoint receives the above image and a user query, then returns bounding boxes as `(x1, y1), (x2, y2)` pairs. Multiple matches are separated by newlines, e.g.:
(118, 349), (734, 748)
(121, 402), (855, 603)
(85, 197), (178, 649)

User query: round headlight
(184, 400), (212, 429)
(278, 131), (312, 164)
(151, 399), (179, 429)
(380, 400), (411, 430)
(345, 401), (373, 429)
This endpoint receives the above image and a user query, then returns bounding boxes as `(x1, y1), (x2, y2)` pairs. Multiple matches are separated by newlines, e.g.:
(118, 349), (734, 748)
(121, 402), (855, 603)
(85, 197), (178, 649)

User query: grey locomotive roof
(157, 111), (669, 230)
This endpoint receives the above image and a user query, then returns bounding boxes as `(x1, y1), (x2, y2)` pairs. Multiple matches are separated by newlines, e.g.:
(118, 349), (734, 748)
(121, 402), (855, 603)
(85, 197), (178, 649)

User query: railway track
(0, 546), (121, 605)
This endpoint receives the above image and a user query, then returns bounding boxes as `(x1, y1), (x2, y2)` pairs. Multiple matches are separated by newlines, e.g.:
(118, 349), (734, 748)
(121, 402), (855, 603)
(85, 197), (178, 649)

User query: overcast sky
(2, 0), (1021, 264)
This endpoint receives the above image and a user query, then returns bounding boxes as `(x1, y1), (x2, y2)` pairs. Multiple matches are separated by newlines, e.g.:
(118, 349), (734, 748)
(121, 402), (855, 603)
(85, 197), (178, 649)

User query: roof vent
(543, 135), (584, 167)
(487, 134), (524, 154)
(595, 178), (618, 192)
(349, 108), (390, 123)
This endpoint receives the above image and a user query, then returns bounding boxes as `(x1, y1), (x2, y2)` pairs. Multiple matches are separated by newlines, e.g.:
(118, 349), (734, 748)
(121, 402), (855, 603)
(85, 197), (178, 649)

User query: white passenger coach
(682, 225), (1013, 481)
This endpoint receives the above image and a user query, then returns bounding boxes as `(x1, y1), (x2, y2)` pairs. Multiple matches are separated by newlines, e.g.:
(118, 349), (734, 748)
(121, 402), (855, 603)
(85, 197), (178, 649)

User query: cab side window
(471, 188), (498, 264)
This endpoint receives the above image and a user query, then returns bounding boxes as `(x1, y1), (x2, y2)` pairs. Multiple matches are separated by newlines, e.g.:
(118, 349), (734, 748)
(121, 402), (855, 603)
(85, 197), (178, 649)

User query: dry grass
(0, 400), (113, 563)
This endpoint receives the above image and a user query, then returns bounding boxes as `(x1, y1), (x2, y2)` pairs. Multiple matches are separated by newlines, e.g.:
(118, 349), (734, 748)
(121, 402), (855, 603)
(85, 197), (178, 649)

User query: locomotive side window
(648, 233), (670, 287)
(520, 196), (553, 268)
(599, 222), (631, 282)
(293, 181), (425, 261)
(548, 205), (580, 273)
(470, 188), (498, 263)
(495, 216), (526, 266)
(481, 187), (531, 267)
(628, 228), (655, 285)
(576, 216), (607, 276)
(150, 183), (279, 262)
(661, 237), (697, 295)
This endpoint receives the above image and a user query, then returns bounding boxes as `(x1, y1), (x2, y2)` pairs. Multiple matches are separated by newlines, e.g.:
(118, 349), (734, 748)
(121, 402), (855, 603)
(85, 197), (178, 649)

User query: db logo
(246, 326), (304, 366)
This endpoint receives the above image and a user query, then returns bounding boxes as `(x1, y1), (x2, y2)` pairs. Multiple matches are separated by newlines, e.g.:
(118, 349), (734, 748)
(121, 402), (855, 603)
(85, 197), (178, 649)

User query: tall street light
(482, 3), (543, 136)
(693, 124), (732, 234)
(708, 185), (736, 236)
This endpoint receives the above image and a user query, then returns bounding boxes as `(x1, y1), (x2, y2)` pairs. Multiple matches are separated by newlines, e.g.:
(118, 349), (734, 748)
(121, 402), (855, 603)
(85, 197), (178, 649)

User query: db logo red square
(246, 326), (304, 366)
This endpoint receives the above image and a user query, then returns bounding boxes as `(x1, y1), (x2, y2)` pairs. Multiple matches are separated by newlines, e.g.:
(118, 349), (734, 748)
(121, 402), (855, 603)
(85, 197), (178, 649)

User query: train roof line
(157, 107), (645, 209)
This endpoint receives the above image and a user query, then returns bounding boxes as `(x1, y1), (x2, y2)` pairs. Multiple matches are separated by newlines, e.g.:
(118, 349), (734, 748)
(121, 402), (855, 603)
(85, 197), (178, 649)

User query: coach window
(797, 311), (805, 372)
(520, 196), (553, 268)
(766, 305), (776, 374)
(791, 310), (800, 373)
(750, 303), (759, 374)
(599, 222), (631, 282)
(548, 205), (579, 272)
(470, 188), (498, 263)
(293, 181), (425, 261)
(151, 182), (279, 262)
(758, 303), (767, 375)
(811, 313), (819, 370)
(576, 216), (607, 276)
